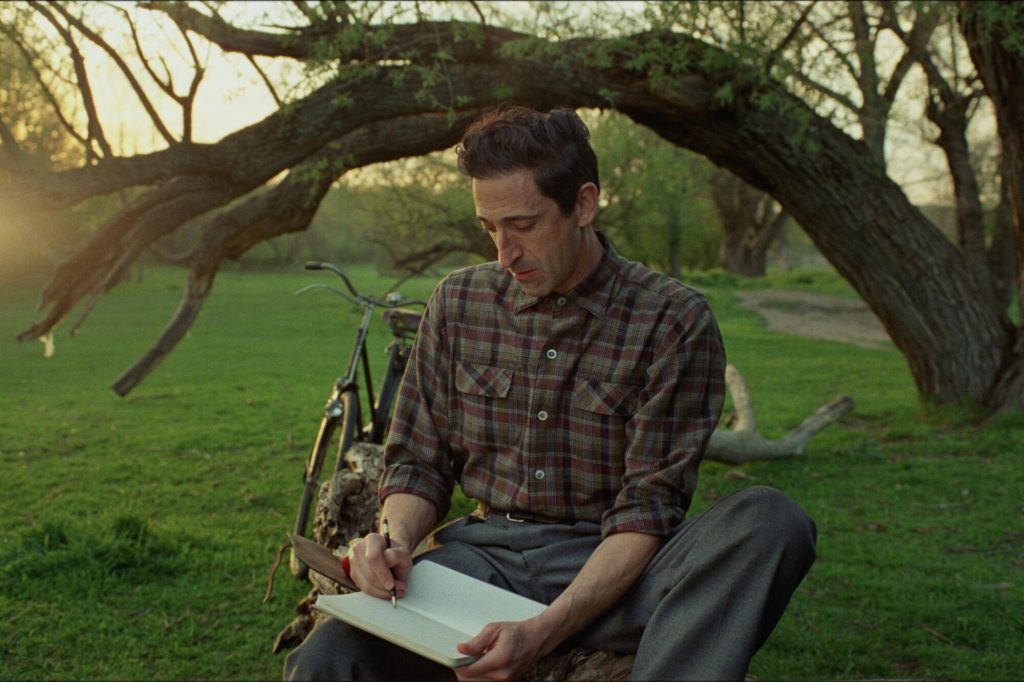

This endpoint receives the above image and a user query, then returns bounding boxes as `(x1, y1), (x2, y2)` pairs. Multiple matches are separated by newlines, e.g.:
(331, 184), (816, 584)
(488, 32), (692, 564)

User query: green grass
(1, 264), (1022, 680)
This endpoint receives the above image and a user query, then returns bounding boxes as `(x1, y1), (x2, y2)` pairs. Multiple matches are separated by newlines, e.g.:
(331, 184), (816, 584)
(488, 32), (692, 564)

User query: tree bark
(961, 1), (1024, 409)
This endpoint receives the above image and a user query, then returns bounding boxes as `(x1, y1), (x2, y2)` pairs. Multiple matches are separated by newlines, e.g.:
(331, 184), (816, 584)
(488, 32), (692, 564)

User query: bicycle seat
(382, 308), (422, 337)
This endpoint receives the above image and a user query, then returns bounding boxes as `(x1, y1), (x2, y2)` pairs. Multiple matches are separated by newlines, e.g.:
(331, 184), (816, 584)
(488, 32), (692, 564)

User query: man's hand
(452, 531), (660, 680)
(348, 493), (437, 601)
(454, 618), (550, 681)
(347, 532), (412, 601)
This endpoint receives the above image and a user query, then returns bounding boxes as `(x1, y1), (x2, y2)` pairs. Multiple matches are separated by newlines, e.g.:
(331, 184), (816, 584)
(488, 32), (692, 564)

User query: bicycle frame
(290, 262), (425, 578)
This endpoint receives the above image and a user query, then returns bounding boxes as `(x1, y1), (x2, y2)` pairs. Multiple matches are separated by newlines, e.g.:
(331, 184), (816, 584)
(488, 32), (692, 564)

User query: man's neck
(556, 228), (605, 295)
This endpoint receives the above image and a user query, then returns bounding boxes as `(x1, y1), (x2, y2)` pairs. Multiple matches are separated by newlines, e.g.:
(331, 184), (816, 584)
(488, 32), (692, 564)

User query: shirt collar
(508, 232), (620, 319)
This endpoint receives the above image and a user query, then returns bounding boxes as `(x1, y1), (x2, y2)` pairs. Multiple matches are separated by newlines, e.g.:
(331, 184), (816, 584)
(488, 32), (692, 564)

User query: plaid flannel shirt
(379, 236), (726, 538)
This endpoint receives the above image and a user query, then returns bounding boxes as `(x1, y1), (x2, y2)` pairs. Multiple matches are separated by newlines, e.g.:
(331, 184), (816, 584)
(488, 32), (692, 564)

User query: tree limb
(111, 113), (474, 395)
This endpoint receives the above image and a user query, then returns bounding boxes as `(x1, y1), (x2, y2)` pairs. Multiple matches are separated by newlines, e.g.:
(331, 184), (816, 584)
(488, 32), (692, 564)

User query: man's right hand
(347, 531), (413, 600)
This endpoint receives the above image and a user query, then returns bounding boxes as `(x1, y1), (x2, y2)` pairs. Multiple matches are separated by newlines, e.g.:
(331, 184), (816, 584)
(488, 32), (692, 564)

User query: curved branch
(10, 17), (1014, 408)
(142, 1), (521, 63)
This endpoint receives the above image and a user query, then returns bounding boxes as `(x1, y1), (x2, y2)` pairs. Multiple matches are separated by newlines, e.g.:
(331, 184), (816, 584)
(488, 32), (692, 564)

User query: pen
(382, 517), (397, 608)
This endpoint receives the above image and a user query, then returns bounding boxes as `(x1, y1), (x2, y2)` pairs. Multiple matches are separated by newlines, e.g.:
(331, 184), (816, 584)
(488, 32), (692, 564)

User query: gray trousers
(283, 486), (816, 681)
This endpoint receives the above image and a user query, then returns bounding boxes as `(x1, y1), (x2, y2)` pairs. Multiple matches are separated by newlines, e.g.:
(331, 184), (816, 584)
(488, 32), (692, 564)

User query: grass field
(1, 263), (1022, 680)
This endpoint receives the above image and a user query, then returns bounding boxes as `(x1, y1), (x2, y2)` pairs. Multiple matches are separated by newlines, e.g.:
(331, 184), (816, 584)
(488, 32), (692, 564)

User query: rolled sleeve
(379, 286), (455, 521)
(601, 298), (726, 538)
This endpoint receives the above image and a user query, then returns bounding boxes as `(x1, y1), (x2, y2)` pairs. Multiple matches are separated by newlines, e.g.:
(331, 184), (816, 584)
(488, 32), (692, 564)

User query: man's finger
(457, 622), (500, 657)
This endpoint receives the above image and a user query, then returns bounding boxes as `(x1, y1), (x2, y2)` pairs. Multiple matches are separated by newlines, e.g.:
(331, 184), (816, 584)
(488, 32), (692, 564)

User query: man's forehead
(472, 171), (550, 216)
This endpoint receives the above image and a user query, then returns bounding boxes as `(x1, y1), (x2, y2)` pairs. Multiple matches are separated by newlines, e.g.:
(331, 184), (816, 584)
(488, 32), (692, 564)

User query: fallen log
(706, 365), (854, 464)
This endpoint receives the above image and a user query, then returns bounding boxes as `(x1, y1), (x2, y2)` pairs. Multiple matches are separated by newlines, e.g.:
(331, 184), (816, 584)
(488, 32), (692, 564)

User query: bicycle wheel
(289, 389), (360, 579)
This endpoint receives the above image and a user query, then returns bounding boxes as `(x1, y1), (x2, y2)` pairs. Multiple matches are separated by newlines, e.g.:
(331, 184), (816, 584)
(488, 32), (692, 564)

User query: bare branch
(706, 365), (855, 464)
(29, 1), (113, 159)
(467, 1), (486, 26)
(246, 54), (283, 108)
(115, 3), (177, 96)
(764, 0), (818, 74)
(848, 0), (879, 103)
(881, 6), (941, 106)
(289, 0), (320, 25)
(142, 1), (520, 64)
(177, 25), (205, 143)
(43, 0), (176, 145)
(789, 69), (860, 113)
(805, 14), (860, 84)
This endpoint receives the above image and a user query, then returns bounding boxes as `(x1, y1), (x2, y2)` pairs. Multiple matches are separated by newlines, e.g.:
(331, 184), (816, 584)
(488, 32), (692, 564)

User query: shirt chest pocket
(573, 378), (640, 416)
(571, 378), (640, 458)
(453, 361), (519, 453)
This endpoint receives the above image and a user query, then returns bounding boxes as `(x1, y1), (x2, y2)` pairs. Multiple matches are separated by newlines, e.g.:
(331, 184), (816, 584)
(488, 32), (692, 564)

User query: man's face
(473, 169), (597, 297)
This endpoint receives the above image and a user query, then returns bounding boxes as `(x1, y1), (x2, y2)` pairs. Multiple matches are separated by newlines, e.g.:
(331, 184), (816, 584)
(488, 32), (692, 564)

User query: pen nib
(391, 595), (398, 609)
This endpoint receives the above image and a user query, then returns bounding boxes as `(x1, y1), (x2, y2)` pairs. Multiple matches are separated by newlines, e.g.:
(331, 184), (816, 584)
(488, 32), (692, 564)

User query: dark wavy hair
(456, 106), (600, 216)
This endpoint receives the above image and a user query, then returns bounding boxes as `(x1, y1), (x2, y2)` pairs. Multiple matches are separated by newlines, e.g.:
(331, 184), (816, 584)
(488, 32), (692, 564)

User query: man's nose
(495, 229), (521, 269)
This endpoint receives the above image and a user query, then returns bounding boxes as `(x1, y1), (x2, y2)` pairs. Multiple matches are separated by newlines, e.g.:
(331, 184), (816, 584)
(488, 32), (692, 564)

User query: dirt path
(735, 290), (893, 349)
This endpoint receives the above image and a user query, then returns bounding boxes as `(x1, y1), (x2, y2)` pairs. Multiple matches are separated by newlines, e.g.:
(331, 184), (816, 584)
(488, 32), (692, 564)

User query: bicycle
(289, 261), (426, 579)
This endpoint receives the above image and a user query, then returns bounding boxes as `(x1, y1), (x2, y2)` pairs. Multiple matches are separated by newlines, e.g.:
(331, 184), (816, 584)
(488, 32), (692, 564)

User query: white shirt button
(534, 469), (546, 480)
(537, 410), (549, 421)
(546, 349), (557, 360)
(556, 296), (567, 306)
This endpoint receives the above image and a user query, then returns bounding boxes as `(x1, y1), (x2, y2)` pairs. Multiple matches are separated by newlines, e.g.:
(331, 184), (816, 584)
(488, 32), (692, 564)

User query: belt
(497, 510), (567, 524)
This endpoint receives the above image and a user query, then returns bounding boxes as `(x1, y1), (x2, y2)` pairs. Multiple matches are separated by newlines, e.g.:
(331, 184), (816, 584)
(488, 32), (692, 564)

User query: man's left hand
(454, 618), (549, 681)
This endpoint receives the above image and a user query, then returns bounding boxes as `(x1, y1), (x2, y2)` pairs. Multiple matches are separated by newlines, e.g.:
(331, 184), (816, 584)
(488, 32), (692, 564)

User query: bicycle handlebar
(299, 261), (427, 309)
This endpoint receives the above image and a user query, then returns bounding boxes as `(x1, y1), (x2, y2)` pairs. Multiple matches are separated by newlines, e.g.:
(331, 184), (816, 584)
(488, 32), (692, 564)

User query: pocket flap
(455, 362), (512, 398)
(574, 378), (640, 416)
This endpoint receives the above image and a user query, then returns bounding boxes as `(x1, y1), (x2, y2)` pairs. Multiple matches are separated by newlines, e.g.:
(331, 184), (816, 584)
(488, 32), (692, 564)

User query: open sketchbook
(313, 561), (547, 668)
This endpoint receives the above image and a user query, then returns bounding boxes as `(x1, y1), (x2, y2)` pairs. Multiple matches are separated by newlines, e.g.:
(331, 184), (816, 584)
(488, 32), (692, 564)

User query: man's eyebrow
(476, 212), (541, 223)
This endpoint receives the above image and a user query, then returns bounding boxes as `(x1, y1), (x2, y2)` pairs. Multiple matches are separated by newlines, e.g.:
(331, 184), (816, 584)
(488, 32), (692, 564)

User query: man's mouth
(512, 269), (537, 282)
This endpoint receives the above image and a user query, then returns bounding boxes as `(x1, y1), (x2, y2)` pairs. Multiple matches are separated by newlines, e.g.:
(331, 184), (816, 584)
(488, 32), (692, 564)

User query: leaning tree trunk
(961, 1), (1024, 407)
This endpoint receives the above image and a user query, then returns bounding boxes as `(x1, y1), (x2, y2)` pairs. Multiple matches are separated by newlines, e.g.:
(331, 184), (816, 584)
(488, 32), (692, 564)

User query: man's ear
(576, 182), (599, 227)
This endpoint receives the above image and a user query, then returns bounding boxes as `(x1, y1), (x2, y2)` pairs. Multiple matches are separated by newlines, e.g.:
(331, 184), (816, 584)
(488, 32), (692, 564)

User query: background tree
(709, 167), (789, 277)
(588, 110), (719, 278)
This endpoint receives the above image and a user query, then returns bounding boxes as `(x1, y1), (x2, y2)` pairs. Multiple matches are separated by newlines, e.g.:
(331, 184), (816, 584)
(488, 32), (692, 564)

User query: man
(285, 106), (816, 681)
